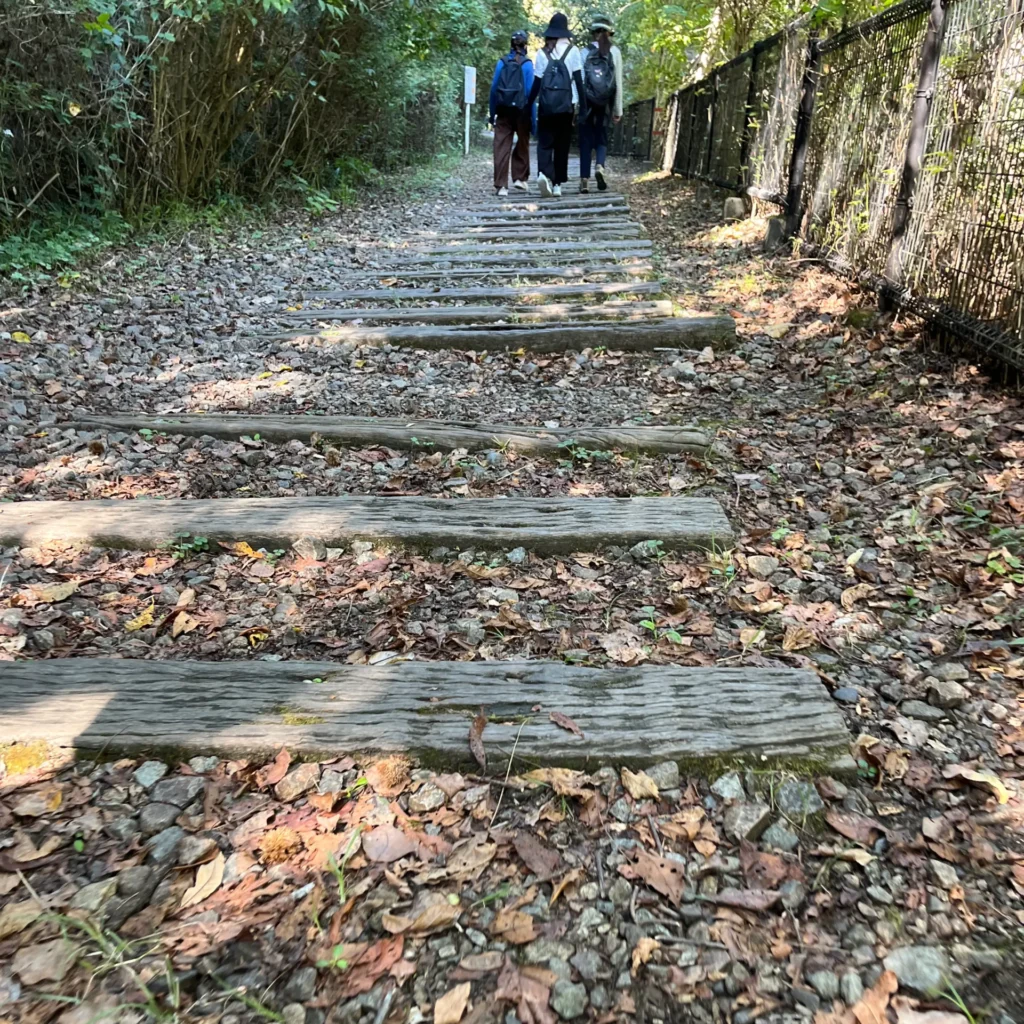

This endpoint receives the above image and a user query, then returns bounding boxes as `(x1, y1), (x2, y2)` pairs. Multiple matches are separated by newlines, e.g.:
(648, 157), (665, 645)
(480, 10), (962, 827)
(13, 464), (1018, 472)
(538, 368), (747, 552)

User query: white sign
(464, 66), (477, 106)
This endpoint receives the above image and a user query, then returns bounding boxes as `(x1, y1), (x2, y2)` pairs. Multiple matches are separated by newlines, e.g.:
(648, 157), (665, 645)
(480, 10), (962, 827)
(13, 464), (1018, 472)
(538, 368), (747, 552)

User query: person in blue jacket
(489, 30), (534, 196)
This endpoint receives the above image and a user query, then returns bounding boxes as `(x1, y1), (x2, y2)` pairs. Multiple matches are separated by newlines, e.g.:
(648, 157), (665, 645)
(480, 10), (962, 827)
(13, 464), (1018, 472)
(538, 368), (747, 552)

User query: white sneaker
(512, 180), (528, 191)
(552, 184), (562, 197)
(595, 165), (607, 192)
(537, 172), (552, 198)
(497, 186), (508, 197)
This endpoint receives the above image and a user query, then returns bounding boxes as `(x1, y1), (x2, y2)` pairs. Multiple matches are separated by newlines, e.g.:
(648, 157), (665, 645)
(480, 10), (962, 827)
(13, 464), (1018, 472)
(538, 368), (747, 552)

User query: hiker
(527, 12), (587, 198)
(488, 30), (534, 197)
(579, 14), (623, 193)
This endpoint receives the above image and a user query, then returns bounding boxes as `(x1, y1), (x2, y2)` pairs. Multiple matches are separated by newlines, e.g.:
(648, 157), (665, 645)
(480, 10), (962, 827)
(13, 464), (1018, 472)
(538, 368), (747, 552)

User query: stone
(70, 878), (117, 914)
(282, 966), (318, 1003)
(116, 866), (154, 897)
(607, 878), (632, 908)
(550, 980), (588, 1020)
(273, 594), (299, 623)
(570, 949), (603, 981)
(833, 687), (860, 703)
(453, 618), (485, 645)
(293, 536), (327, 561)
(146, 826), (185, 865)
(761, 820), (799, 852)
(901, 700), (947, 723)
(747, 555), (779, 579)
(275, 763), (321, 802)
(408, 783), (446, 813)
(188, 756), (220, 774)
(523, 938), (574, 965)
(106, 816), (139, 841)
(933, 662), (969, 682)
(780, 879), (807, 910)
(791, 988), (820, 1012)
(764, 216), (786, 251)
(150, 776), (207, 808)
(807, 971), (839, 1001)
(643, 762), (679, 791)
(866, 885), (893, 906)
(133, 761), (169, 789)
(929, 859), (959, 889)
(506, 546), (528, 565)
(723, 800), (772, 841)
(139, 802), (180, 835)
(723, 197), (746, 222)
(883, 945), (948, 996)
(178, 835), (219, 867)
(776, 780), (824, 819)
(282, 1005), (306, 1024)
(928, 679), (968, 709)
(840, 971), (864, 1006)
(951, 944), (1002, 971)
(711, 772), (745, 802)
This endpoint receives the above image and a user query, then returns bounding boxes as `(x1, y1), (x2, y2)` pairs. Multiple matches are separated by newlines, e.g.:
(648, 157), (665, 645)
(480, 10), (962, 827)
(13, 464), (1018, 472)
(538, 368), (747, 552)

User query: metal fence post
(881, 0), (948, 307)
(783, 31), (821, 239)
(737, 46), (761, 191)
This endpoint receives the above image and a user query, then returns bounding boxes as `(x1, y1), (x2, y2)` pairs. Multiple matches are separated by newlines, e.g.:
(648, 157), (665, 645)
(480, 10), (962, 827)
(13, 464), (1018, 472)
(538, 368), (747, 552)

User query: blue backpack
(494, 54), (527, 112)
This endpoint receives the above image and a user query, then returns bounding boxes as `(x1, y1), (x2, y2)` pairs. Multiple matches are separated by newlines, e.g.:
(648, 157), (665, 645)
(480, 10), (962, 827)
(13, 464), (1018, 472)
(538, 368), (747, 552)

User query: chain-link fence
(646, 0), (1024, 373)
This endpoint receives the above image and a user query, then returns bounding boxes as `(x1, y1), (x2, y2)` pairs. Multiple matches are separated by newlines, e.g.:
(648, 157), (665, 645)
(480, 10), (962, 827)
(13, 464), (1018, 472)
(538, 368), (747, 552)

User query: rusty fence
(649, 0), (1024, 372)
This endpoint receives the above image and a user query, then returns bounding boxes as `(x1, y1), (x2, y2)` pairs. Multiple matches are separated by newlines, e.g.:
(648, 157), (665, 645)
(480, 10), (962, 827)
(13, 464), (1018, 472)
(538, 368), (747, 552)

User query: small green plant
(557, 440), (614, 464)
(410, 436), (435, 447)
(942, 982), (976, 1024)
(325, 827), (364, 903)
(471, 883), (511, 908)
(316, 943), (350, 972)
(168, 533), (209, 559)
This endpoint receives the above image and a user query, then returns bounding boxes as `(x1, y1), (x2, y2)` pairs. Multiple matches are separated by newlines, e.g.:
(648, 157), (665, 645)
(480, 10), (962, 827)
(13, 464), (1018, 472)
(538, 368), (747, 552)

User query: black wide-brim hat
(543, 12), (572, 38)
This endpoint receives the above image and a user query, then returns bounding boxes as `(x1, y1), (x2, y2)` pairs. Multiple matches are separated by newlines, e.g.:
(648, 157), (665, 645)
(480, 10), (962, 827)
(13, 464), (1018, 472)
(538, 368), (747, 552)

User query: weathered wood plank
(409, 240), (651, 255)
(430, 218), (639, 233)
(64, 414), (717, 456)
(271, 300), (671, 325)
(427, 227), (643, 243)
(392, 250), (652, 267)
(0, 659), (849, 766)
(447, 204), (627, 220)
(264, 317), (736, 353)
(298, 281), (663, 303)
(327, 264), (654, 282)
(0, 496), (733, 553)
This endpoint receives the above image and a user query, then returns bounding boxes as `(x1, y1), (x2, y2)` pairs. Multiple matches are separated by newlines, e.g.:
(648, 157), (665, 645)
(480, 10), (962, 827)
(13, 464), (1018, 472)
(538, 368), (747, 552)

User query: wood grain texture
(431, 225), (641, 240)
(64, 414), (716, 455)
(0, 496), (733, 552)
(327, 265), (654, 282)
(298, 281), (663, 303)
(0, 659), (849, 766)
(265, 318), (736, 353)
(447, 204), (628, 220)
(410, 240), (651, 255)
(392, 250), (652, 267)
(270, 301), (671, 326)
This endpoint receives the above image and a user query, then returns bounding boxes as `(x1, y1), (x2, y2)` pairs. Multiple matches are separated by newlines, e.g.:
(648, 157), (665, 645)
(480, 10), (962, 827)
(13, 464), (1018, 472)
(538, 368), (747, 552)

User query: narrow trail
(1, 152), (1023, 1024)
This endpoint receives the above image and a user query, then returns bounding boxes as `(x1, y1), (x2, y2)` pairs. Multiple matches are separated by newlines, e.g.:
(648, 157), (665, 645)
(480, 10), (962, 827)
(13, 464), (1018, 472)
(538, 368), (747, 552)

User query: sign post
(463, 66), (477, 156)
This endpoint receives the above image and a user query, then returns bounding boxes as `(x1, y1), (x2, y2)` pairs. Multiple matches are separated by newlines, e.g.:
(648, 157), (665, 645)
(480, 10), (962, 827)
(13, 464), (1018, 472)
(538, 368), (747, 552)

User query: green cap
(590, 14), (614, 32)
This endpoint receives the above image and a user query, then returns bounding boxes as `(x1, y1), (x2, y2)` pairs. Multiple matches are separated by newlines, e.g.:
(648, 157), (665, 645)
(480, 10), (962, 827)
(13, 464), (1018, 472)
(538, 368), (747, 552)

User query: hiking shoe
(537, 172), (552, 198)
(595, 165), (608, 191)
(497, 186), (508, 197)
(579, 178), (590, 193)
(512, 179), (528, 191)
(552, 184), (562, 197)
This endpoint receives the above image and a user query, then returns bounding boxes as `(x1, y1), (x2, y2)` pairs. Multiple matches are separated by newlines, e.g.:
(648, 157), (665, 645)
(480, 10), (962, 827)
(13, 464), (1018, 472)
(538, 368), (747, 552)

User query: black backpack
(584, 45), (615, 108)
(494, 54), (527, 112)
(538, 49), (573, 117)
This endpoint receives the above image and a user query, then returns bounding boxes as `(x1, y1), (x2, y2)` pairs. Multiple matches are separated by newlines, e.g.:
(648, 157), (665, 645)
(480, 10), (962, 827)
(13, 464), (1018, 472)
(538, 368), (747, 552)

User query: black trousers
(537, 112), (573, 185)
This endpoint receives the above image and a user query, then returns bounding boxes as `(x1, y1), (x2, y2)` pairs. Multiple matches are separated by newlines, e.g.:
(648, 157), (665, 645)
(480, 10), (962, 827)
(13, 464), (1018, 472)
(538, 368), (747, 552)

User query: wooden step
(409, 240), (651, 255)
(0, 659), (849, 767)
(392, 250), (652, 267)
(428, 227), (643, 243)
(271, 300), (671, 326)
(264, 317), (735, 352)
(326, 264), (654, 282)
(296, 280), (663, 304)
(0, 496), (733, 553)
(65, 414), (717, 456)
(430, 219), (639, 234)
(448, 204), (627, 220)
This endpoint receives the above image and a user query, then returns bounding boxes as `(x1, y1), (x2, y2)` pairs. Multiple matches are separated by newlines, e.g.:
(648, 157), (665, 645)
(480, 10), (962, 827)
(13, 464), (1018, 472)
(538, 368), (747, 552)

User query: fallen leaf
(12, 787), (62, 817)
(469, 708), (487, 769)
(7, 832), (63, 863)
(383, 901), (460, 936)
(171, 611), (200, 638)
(851, 969), (898, 1024)
(254, 748), (291, 789)
(549, 867), (582, 907)
(618, 847), (684, 905)
(841, 583), (876, 610)
(825, 807), (884, 846)
(714, 887), (781, 912)
(631, 936), (660, 976)
(892, 998), (969, 1024)
(522, 767), (590, 797)
(180, 852), (225, 909)
(942, 763), (1010, 804)
(495, 957), (556, 1024)
(783, 625), (815, 651)
(0, 900), (41, 940)
(621, 767), (659, 800)
(11, 938), (76, 984)
(739, 841), (795, 889)
(30, 580), (78, 604)
(221, 540), (264, 558)
(548, 710), (584, 738)
(513, 832), (562, 879)
(362, 824), (420, 863)
(435, 982), (472, 1024)
(458, 951), (505, 974)
(491, 907), (537, 944)
(446, 837), (497, 881)
(124, 601), (156, 632)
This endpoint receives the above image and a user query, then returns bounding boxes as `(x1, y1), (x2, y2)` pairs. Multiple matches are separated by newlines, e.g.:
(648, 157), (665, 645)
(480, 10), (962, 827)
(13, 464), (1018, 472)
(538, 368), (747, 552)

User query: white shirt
(533, 39), (583, 107)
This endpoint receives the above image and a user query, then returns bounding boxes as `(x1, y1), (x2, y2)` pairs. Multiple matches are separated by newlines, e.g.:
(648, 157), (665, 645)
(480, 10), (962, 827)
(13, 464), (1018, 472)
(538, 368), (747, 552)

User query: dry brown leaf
(0, 900), (41, 940)
(469, 708), (487, 769)
(825, 807), (883, 846)
(618, 847), (684, 905)
(180, 852), (225, 909)
(782, 625), (815, 651)
(549, 710), (584, 738)
(446, 837), (497, 881)
(491, 907), (537, 944)
(739, 841), (795, 889)
(513, 832), (562, 879)
(8, 832), (63, 863)
(254, 748), (291, 789)
(124, 601), (156, 632)
(841, 583), (876, 610)
(630, 936), (660, 976)
(12, 787), (62, 817)
(522, 767), (590, 797)
(892, 997), (969, 1024)
(435, 982), (472, 1024)
(171, 611), (200, 638)
(30, 580), (79, 604)
(621, 767), (659, 800)
(714, 887), (781, 912)
(942, 763), (1010, 804)
(11, 938), (77, 984)
(362, 824), (420, 863)
(549, 867), (582, 907)
(851, 969), (898, 1024)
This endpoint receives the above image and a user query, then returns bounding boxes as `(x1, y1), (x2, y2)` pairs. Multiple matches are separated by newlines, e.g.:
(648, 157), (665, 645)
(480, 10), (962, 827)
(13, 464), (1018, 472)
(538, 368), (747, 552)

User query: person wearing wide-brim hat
(525, 12), (587, 197)
(578, 13), (624, 193)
